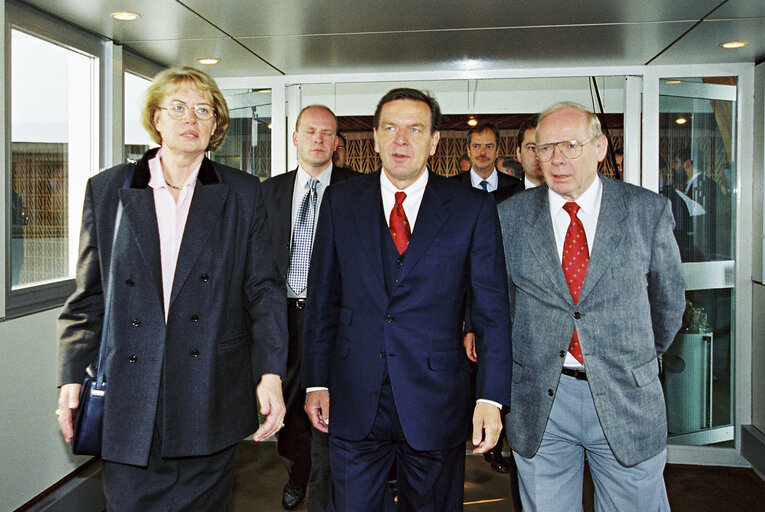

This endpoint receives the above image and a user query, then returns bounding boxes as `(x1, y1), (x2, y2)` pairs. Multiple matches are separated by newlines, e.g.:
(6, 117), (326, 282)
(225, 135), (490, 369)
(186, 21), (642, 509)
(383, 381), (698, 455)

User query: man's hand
(304, 389), (330, 433)
(57, 383), (82, 443)
(471, 401), (502, 454)
(253, 374), (286, 441)
(463, 332), (477, 362)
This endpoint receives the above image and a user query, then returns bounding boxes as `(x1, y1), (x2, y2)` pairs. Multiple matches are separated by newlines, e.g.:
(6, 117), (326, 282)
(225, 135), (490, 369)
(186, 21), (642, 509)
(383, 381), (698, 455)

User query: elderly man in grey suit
(498, 102), (685, 511)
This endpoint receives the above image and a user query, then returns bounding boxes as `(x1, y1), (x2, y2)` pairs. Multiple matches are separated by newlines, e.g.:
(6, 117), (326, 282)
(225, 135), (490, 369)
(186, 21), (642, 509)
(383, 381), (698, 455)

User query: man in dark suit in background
(515, 114), (544, 189)
(452, 122), (522, 202)
(303, 88), (512, 511)
(261, 105), (357, 511)
(498, 102), (685, 511)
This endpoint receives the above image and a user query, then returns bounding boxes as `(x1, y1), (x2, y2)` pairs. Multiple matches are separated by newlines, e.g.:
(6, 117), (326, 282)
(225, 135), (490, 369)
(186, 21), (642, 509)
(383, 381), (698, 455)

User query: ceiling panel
(650, 17), (765, 66)
(706, 0), (765, 19)
(182, 0), (721, 37)
(238, 22), (696, 75)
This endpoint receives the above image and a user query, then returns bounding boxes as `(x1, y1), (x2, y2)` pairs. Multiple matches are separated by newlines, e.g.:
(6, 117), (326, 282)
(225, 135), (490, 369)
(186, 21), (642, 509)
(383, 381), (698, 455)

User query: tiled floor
(229, 440), (765, 511)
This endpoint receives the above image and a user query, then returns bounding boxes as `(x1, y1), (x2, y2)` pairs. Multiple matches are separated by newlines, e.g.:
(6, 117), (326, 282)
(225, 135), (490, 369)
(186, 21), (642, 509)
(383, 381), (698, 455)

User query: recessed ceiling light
(676, 117), (687, 125)
(467, 116), (478, 127)
(197, 58), (219, 65)
(111, 12), (140, 21)
(267, 123), (273, 130)
(720, 41), (748, 49)
(665, 80), (682, 84)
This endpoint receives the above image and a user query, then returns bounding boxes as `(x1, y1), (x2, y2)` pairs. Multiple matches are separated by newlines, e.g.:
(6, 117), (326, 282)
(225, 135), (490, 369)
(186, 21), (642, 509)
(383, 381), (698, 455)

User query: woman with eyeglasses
(56, 67), (287, 511)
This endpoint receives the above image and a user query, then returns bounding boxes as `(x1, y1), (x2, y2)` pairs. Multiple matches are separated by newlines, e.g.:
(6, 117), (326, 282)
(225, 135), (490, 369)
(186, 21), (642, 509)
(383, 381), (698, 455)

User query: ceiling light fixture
(267, 123), (273, 130)
(675, 117), (687, 125)
(111, 12), (140, 21)
(197, 58), (219, 65)
(467, 116), (478, 127)
(665, 80), (682, 84)
(720, 41), (748, 49)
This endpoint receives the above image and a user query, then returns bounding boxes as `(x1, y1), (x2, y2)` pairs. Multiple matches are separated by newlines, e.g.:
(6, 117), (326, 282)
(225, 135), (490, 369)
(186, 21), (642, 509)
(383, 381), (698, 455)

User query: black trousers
(279, 301), (331, 512)
(102, 424), (236, 512)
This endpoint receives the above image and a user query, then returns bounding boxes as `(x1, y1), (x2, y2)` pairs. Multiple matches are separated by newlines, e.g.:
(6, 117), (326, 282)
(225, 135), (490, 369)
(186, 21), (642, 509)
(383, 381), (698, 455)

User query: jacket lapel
(579, 177), (627, 304)
(397, 173), (449, 285)
(525, 188), (574, 305)
(352, 172), (386, 291)
(273, 171), (297, 277)
(118, 187), (163, 303)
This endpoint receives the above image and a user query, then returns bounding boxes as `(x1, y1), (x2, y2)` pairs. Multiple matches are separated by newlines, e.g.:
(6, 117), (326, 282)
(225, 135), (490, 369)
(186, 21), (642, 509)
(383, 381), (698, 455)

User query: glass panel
(659, 77), (736, 447)
(124, 71), (153, 161)
(10, 29), (98, 289)
(211, 89), (272, 178)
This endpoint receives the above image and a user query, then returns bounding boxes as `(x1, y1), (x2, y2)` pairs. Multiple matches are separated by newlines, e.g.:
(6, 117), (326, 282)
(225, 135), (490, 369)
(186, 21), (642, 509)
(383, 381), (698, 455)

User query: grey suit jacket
(498, 176), (684, 467)
(58, 148), (287, 466)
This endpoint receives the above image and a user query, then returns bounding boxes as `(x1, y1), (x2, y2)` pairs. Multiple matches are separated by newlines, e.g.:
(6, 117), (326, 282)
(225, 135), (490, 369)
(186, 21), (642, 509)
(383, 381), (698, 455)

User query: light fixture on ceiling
(467, 116), (478, 127)
(267, 123), (273, 130)
(665, 80), (682, 84)
(111, 12), (140, 21)
(720, 41), (748, 49)
(197, 58), (219, 65)
(675, 116), (688, 125)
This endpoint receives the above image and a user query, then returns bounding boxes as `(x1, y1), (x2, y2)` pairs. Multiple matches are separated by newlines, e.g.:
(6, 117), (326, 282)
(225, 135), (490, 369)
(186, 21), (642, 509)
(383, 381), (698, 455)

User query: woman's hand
(56, 383), (82, 442)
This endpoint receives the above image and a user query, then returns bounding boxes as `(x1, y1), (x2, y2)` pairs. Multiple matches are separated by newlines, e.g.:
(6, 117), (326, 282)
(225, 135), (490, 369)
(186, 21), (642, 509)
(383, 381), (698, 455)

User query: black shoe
(484, 449), (510, 473)
(282, 481), (306, 510)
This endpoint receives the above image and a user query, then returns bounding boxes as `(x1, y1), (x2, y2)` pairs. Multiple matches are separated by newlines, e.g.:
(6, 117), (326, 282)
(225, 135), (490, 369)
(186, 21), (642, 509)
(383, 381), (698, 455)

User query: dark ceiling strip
(645, 0), (729, 65)
(176, 0), (285, 75)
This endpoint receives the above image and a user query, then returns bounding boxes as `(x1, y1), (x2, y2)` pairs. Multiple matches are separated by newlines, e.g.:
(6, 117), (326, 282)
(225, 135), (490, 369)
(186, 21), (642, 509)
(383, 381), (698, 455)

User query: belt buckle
(292, 298), (306, 310)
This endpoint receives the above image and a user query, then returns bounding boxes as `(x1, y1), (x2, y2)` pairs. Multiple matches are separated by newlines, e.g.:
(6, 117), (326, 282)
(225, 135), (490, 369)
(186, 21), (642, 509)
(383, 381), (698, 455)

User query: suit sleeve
(58, 179), (104, 386)
(302, 187), (341, 389)
(470, 194), (513, 407)
(648, 198), (686, 354)
(245, 181), (288, 379)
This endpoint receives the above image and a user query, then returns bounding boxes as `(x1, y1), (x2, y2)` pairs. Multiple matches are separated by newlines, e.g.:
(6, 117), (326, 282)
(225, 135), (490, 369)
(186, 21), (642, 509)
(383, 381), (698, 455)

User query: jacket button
(125, 279), (135, 287)
(548, 389), (554, 397)
(131, 319), (141, 327)
(560, 350), (566, 358)
(573, 312), (582, 319)
(379, 350), (386, 358)
(385, 315), (393, 323)
(190, 349), (200, 357)
(190, 314), (199, 322)
(200, 273), (209, 282)
(128, 354), (137, 363)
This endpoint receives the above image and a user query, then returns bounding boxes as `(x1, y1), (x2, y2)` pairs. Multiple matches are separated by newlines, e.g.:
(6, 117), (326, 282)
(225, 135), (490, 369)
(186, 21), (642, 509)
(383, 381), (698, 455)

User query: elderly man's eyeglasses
(534, 137), (595, 162)
(159, 101), (215, 121)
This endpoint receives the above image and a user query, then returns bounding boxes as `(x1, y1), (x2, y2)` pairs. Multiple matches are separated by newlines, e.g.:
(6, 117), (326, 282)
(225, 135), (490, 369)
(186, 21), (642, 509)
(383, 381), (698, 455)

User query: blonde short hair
(140, 67), (230, 151)
(537, 102), (603, 140)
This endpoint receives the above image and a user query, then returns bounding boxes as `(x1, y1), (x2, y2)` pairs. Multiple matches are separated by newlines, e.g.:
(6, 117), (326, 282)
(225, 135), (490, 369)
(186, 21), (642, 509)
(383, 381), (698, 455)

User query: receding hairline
(295, 105), (338, 133)
(536, 102), (602, 140)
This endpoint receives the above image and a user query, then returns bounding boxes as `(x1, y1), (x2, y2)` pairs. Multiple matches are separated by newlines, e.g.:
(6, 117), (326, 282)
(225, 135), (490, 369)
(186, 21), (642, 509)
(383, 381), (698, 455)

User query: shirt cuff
(477, 398), (502, 409)
(306, 386), (328, 393)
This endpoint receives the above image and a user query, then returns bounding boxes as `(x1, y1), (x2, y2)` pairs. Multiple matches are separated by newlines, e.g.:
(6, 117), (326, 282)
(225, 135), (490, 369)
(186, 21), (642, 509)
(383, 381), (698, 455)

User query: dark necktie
(562, 202), (589, 364)
(389, 191), (411, 254)
(287, 178), (318, 294)
(479, 180), (489, 192)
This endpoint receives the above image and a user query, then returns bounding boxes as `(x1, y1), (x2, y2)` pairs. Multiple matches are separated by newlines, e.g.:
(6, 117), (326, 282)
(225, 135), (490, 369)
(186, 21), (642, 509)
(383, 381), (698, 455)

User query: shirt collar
(470, 168), (498, 189)
(548, 174), (602, 216)
(296, 162), (333, 190)
(380, 167), (429, 196)
(148, 148), (201, 190)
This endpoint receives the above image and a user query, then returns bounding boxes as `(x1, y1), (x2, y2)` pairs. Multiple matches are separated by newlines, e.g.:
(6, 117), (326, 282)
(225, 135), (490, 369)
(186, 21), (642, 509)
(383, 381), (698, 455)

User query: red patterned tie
(390, 191), (411, 254)
(562, 202), (588, 364)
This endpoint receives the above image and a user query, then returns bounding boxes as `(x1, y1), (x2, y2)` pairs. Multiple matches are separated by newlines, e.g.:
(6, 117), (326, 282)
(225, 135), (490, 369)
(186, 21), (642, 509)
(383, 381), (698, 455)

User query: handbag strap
(93, 165), (135, 389)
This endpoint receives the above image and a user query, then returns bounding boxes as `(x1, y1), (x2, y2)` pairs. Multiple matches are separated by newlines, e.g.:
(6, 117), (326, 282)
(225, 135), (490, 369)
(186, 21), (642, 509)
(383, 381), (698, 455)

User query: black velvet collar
(130, 147), (220, 189)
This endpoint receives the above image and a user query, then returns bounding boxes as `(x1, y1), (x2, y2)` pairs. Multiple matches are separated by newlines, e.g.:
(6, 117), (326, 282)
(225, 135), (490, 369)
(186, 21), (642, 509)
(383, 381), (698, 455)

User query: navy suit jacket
(302, 170), (512, 451)
(58, 149), (287, 466)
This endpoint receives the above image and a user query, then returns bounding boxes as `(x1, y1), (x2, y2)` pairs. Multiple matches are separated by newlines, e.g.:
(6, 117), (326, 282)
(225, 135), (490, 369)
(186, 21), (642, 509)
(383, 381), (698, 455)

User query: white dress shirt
(380, 168), (428, 230)
(469, 168), (499, 192)
(148, 149), (200, 321)
(548, 175), (603, 369)
(524, 176), (539, 189)
(288, 163), (333, 298)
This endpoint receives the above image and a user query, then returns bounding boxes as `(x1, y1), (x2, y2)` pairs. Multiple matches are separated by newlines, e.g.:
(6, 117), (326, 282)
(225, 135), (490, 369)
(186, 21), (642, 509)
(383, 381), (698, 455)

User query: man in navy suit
(302, 88), (512, 511)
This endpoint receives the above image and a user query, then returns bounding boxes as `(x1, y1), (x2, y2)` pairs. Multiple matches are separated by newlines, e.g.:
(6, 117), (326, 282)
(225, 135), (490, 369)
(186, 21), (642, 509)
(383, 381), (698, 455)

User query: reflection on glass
(124, 71), (153, 160)
(10, 29), (98, 289)
(212, 90), (272, 179)
(659, 77), (736, 447)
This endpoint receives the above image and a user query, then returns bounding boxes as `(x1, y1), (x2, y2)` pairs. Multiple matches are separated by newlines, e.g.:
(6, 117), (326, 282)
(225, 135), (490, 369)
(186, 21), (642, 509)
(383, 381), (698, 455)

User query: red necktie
(562, 202), (588, 364)
(390, 191), (411, 254)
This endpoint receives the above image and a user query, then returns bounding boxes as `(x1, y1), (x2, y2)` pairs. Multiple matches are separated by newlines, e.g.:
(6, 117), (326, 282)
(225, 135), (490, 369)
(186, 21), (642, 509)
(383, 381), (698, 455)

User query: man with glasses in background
(497, 102), (685, 511)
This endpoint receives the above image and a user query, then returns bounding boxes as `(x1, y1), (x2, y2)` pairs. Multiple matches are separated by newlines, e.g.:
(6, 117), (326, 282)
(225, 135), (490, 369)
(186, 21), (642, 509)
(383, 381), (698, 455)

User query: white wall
(0, 308), (93, 511)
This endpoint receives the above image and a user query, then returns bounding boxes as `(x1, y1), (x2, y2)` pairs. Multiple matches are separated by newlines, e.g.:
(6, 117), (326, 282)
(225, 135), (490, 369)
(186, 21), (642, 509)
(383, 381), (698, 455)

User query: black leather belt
(562, 367), (587, 381)
(288, 298), (306, 310)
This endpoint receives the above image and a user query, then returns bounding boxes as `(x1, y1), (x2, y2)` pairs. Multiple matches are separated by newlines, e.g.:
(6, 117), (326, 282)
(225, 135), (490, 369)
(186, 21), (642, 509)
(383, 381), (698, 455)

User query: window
(5, 3), (102, 318)
(212, 89), (272, 178)
(124, 71), (153, 161)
